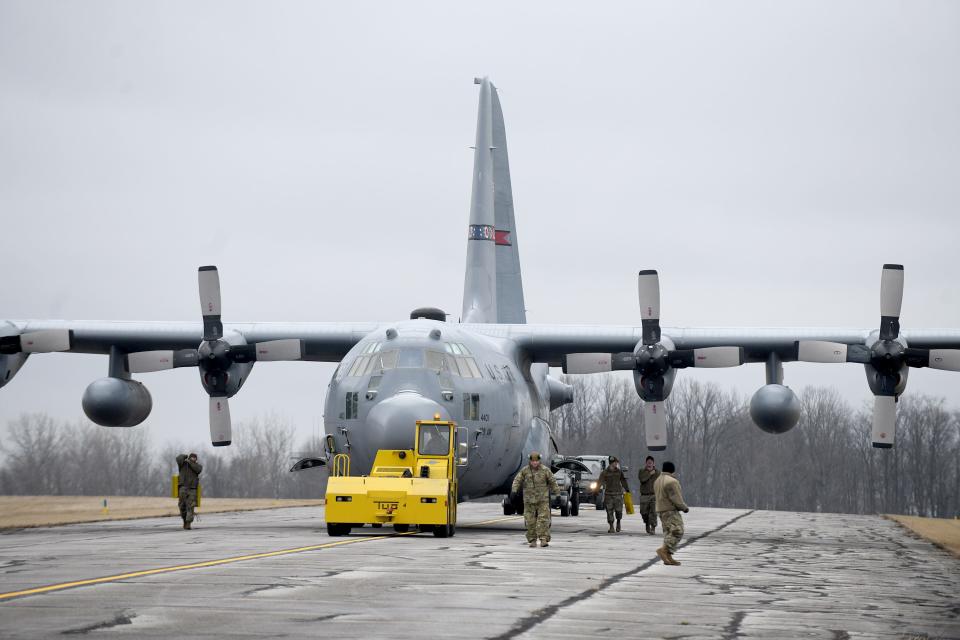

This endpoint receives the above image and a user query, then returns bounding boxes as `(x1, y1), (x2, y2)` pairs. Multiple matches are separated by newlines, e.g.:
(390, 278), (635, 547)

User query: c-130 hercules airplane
(3, 77), (960, 502)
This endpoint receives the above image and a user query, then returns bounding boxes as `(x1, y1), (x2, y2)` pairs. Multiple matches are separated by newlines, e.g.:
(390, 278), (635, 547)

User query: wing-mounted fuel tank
(82, 377), (153, 427)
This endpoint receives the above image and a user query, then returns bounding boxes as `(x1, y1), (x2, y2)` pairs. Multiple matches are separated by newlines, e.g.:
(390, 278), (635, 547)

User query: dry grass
(0, 495), (325, 529)
(886, 514), (960, 558)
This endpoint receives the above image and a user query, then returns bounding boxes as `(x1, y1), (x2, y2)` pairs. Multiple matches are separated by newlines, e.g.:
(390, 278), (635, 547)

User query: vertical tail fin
(491, 83), (527, 325)
(462, 77), (527, 325)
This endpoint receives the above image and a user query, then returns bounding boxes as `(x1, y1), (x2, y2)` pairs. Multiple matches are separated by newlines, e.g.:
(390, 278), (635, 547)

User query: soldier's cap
(188, 452), (198, 459)
(528, 451), (541, 461)
(609, 456), (619, 463)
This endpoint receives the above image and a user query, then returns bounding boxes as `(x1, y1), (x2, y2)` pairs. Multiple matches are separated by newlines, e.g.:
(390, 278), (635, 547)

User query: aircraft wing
(2, 319), (380, 362)
(468, 324), (960, 367)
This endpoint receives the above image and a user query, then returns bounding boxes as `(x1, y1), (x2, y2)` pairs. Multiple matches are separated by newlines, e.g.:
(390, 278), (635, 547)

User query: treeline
(0, 413), (328, 499)
(2, 380), (958, 517)
(553, 376), (960, 518)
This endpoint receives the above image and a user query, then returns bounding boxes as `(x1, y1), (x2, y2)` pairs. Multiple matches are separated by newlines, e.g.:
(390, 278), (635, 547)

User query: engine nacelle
(749, 384), (801, 434)
(82, 377), (153, 427)
(546, 376), (574, 411)
(0, 353), (28, 389)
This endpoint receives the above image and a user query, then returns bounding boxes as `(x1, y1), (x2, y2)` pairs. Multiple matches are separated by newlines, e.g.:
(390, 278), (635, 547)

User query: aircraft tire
(560, 501), (570, 517)
(571, 493), (580, 517)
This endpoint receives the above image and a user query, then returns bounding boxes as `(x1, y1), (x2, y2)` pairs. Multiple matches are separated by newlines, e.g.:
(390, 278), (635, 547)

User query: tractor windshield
(419, 424), (451, 456)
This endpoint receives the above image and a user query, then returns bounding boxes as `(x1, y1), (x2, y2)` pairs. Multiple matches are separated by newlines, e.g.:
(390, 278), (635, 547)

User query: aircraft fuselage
(323, 318), (553, 499)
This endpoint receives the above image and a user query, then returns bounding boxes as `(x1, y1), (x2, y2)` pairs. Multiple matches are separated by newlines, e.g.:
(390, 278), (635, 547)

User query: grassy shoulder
(886, 514), (960, 558)
(0, 495), (325, 529)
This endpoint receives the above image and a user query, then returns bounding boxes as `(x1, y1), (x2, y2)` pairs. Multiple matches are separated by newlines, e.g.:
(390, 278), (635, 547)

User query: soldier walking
(596, 456), (630, 533)
(511, 451), (560, 548)
(176, 452), (202, 530)
(653, 461), (688, 565)
(637, 455), (661, 535)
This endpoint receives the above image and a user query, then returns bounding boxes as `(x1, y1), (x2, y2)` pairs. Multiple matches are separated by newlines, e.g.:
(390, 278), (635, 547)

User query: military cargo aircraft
(3, 77), (960, 502)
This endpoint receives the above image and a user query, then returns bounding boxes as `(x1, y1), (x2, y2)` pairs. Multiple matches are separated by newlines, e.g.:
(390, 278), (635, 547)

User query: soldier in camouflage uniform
(637, 455), (661, 535)
(511, 451), (560, 548)
(596, 456), (630, 533)
(176, 453), (202, 530)
(653, 461), (689, 566)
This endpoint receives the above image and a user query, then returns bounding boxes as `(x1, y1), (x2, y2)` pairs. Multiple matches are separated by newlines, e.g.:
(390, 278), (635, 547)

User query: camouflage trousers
(178, 488), (197, 524)
(523, 500), (551, 543)
(660, 510), (684, 553)
(603, 493), (624, 523)
(638, 494), (657, 529)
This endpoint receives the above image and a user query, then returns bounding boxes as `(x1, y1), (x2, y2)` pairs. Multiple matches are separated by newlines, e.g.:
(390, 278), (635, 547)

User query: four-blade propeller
(565, 270), (745, 450)
(125, 266), (306, 446)
(796, 264), (960, 447)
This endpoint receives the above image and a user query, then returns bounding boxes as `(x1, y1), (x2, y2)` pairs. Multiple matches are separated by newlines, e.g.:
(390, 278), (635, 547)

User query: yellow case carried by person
(624, 491), (635, 515)
(171, 475), (202, 507)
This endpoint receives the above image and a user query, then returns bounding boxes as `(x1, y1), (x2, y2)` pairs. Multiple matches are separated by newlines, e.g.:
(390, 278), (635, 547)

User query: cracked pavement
(0, 504), (957, 638)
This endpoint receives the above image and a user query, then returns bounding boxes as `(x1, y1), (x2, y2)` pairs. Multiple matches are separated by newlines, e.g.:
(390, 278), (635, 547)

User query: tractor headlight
(589, 482), (598, 491)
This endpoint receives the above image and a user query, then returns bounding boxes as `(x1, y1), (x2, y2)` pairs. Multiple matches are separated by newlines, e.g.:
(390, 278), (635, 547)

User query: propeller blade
(252, 339), (305, 362)
(0, 329), (74, 354)
(928, 349), (960, 372)
(879, 264), (903, 341)
(564, 353), (612, 374)
(797, 341), (848, 363)
(198, 266), (223, 341)
(127, 349), (199, 373)
(638, 270), (661, 345)
(643, 401), (667, 451)
(871, 395), (896, 448)
(209, 396), (232, 447)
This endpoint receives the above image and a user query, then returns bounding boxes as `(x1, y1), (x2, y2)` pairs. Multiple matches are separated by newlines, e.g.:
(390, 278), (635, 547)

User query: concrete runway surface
(0, 503), (957, 639)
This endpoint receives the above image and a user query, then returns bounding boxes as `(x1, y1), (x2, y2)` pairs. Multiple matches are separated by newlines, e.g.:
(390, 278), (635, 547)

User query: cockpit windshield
(418, 424), (451, 456)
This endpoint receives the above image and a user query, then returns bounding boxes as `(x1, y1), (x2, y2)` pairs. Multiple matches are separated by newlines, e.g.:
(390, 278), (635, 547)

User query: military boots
(607, 523), (615, 533)
(615, 519), (621, 532)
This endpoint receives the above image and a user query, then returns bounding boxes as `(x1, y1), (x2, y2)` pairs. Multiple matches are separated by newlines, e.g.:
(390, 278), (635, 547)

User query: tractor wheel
(433, 524), (452, 538)
(393, 524), (410, 533)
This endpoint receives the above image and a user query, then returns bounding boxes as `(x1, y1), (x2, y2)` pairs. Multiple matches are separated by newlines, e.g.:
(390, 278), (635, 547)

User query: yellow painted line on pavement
(0, 516), (521, 602)
(465, 516), (521, 527)
(0, 533), (400, 601)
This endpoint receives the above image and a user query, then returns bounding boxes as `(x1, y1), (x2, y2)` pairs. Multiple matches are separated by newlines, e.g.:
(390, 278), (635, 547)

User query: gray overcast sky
(2, 1), (958, 450)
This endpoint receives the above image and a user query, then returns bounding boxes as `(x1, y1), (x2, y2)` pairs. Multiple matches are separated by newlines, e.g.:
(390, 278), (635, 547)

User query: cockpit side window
(425, 350), (444, 372)
(348, 356), (370, 377)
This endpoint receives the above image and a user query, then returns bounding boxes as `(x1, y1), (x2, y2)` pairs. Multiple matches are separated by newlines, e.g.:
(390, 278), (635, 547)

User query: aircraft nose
(366, 391), (451, 452)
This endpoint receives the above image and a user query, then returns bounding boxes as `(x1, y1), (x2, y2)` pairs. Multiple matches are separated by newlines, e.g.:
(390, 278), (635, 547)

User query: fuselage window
(462, 393), (480, 420)
(345, 391), (359, 419)
(398, 349), (423, 368)
(448, 342), (463, 356)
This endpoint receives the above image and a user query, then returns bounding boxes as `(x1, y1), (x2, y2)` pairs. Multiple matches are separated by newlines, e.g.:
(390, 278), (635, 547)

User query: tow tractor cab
(324, 417), (468, 538)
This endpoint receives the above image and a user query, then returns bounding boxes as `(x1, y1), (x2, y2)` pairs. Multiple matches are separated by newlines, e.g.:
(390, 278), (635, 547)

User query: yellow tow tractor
(324, 417), (468, 538)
